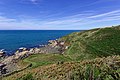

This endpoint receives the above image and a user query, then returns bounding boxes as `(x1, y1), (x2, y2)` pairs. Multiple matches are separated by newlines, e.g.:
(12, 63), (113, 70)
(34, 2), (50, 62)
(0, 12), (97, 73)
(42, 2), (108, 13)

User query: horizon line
(0, 29), (86, 30)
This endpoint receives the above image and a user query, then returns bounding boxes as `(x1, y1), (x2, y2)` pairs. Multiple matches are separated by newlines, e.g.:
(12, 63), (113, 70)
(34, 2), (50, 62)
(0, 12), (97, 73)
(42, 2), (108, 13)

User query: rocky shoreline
(0, 39), (68, 76)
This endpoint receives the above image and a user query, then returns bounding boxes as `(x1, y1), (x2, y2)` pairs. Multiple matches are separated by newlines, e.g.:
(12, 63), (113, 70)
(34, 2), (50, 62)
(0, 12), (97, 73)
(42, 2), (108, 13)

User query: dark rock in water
(14, 47), (28, 55)
(18, 47), (27, 52)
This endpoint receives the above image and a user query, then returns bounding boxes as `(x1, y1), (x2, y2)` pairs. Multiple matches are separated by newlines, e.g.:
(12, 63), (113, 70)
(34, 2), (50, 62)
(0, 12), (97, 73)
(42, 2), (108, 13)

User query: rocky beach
(0, 39), (68, 76)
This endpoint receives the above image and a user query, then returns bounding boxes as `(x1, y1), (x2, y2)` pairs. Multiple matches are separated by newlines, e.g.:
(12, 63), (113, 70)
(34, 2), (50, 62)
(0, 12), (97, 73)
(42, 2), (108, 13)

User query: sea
(0, 30), (80, 55)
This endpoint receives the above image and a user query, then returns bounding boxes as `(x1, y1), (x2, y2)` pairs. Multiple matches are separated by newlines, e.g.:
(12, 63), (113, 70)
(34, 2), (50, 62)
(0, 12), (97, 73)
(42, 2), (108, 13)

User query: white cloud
(0, 10), (120, 30)
(29, 0), (39, 4)
(0, 16), (16, 22)
(88, 10), (120, 18)
(20, 0), (40, 4)
(43, 10), (120, 26)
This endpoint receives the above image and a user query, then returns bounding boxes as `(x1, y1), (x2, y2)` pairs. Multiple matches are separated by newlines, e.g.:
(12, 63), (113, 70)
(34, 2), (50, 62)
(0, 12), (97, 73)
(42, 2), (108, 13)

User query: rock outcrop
(0, 63), (7, 75)
(0, 51), (5, 57)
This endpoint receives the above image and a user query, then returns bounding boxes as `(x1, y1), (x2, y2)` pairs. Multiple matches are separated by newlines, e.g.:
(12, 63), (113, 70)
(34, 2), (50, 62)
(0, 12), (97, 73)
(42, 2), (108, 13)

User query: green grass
(61, 25), (120, 60)
(16, 73), (35, 80)
(22, 54), (72, 68)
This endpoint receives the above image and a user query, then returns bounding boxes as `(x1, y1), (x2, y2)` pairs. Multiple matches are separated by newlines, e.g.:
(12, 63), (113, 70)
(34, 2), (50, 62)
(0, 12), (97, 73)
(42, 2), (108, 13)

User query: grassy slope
(3, 25), (120, 80)
(13, 54), (72, 70)
(60, 25), (120, 60)
(4, 55), (120, 80)
(22, 54), (72, 68)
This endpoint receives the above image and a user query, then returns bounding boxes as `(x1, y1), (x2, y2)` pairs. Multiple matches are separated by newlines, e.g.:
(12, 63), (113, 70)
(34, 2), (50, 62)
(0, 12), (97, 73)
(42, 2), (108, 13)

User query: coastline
(0, 30), (79, 76)
(0, 42), (49, 56)
(0, 39), (68, 76)
(0, 30), (79, 55)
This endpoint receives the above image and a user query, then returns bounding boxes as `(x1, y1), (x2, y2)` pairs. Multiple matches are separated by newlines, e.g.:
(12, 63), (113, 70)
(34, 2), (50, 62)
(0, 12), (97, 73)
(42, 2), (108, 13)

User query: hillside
(60, 25), (120, 60)
(3, 55), (120, 80)
(2, 25), (120, 80)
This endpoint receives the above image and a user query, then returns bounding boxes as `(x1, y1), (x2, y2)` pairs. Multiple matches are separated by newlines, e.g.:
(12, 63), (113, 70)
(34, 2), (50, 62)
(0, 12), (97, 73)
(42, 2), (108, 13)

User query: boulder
(0, 63), (6, 69)
(14, 51), (29, 59)
(0, 51), (5, 57)
(48, 40), (58, 47)
(34, 48), (41, 53)
(19, 47), (27, 51)
(59, 41), (65, 45)
(29, 48), (35, 54)
(0, 63), (7, 75)
(65, 46), (69, 49)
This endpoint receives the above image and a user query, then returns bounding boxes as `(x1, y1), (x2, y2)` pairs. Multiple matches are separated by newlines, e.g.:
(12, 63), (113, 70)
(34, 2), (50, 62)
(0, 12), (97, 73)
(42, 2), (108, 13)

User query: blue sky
(0, 0), (120, 30)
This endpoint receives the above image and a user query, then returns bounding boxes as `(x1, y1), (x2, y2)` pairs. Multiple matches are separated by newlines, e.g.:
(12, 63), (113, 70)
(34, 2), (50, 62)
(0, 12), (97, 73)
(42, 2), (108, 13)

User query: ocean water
(0, 30), (79, 55)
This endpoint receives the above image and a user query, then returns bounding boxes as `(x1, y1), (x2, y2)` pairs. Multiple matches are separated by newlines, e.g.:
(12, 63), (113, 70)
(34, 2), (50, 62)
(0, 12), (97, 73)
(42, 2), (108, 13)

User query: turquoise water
(0, 30), (79, 55)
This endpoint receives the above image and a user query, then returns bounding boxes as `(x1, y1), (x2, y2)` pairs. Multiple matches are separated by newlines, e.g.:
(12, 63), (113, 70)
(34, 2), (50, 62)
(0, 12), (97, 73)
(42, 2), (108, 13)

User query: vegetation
(21, 54), (72, 68)
(3, 25), (120, 80)
(60, 25), (120, 60)
(3, 55), (120, 80)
